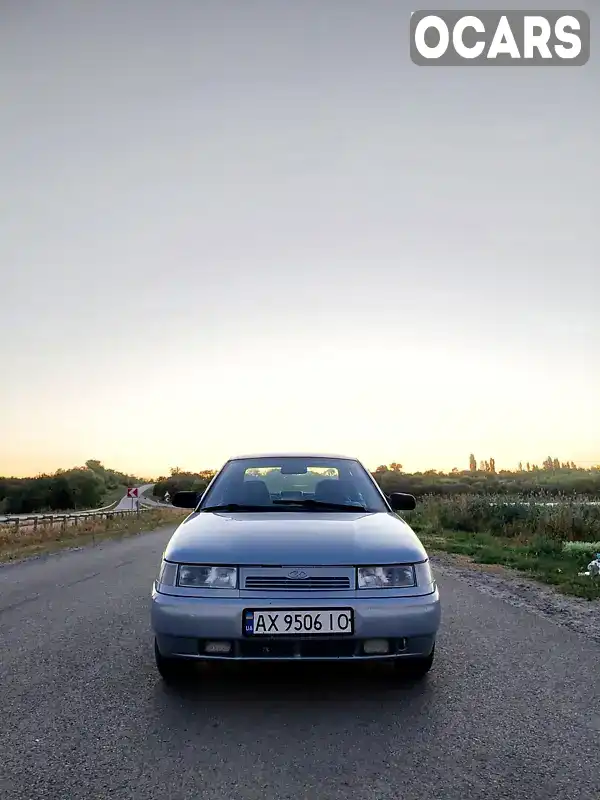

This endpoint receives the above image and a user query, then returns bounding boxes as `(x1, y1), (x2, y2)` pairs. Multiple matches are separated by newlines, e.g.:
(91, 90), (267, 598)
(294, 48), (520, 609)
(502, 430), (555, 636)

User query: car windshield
(199, 456), (389, 513)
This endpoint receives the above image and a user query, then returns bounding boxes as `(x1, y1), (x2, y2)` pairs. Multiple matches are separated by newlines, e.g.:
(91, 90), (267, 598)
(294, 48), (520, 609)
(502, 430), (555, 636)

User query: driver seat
(313, 479), (356, 504)
(236, 479), (271, 505)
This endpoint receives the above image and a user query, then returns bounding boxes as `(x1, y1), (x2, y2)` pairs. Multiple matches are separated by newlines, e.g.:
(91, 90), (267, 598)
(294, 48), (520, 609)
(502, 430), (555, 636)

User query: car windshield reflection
(197, 456), (389, 513)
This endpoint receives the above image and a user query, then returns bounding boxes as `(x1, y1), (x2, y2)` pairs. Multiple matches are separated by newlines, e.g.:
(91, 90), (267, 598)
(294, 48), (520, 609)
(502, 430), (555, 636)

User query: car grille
(244, 576), (351, 591)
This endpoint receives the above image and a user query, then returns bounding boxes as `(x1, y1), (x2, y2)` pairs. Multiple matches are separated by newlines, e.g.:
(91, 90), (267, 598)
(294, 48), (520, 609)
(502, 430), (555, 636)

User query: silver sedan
(151, 453), (441, 683)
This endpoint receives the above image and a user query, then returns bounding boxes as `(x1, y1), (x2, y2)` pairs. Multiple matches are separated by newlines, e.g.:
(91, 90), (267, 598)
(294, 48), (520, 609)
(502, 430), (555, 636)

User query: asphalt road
(1, 525), (598, 800)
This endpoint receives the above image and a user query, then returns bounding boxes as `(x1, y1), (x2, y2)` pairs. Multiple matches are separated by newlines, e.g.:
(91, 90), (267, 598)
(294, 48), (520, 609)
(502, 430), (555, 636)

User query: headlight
(414, 560), (434, 587)
(177, 565), (238, 589)
(156, 559), (178, 587)
(357, 565), (416, 589)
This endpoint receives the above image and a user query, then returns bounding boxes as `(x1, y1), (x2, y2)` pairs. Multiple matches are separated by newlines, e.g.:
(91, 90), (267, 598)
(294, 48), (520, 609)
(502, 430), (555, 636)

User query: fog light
(363, 639), (389, 654)
(204, 641), (232, 654)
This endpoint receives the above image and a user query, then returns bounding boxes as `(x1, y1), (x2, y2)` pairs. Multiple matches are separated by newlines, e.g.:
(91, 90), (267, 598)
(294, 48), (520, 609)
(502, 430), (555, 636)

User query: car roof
(227, 452), (359, 461)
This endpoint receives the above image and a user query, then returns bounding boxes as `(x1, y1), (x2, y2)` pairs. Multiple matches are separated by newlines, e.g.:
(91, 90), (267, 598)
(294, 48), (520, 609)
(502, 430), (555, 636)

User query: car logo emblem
(288, 569), (309, 580)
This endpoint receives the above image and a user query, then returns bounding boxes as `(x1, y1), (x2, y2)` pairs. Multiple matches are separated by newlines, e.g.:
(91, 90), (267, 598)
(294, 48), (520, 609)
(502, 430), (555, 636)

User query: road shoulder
(431, 550), (600, 646)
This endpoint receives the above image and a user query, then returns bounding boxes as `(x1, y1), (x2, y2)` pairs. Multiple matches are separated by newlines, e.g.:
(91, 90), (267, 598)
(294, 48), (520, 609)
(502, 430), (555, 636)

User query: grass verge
(0, 508), (188, 563)
(404, 495), (600, 601)
(98, 484), (129, 507)
(418, 529), (600, 601)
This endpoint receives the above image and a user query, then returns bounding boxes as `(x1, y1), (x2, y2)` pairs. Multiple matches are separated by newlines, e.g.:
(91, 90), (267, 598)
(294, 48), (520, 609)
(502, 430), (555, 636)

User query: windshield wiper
(199, 503), (277, 513)
(271, 499), (367, 512)
(200, 500), (369, 513)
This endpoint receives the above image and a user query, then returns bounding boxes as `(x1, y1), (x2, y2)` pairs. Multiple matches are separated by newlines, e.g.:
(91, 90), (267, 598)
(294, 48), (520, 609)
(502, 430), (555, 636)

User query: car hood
(163, 511), (428, 565)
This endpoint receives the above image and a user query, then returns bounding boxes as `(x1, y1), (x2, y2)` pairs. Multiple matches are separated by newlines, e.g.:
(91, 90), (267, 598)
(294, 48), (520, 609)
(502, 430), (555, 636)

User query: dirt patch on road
(430, 550), (600, 646)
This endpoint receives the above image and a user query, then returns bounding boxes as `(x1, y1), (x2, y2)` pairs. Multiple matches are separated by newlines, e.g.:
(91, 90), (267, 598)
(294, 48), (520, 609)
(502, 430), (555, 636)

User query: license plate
(243, 608), (354, 636)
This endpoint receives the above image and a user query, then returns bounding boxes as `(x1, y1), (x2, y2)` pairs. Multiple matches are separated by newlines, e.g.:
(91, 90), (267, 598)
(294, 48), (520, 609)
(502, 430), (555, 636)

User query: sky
(1, 0), (598, 478)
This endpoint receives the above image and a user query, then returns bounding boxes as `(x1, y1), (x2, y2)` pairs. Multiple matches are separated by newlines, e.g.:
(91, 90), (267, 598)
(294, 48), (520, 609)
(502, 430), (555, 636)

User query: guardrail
(0, 507), (152, 532)
(0, 500), (122, 523)
(0, 486), (163, 524)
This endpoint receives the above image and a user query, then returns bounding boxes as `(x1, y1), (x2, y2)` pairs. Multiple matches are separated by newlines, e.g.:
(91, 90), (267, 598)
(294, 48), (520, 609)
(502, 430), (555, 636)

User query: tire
(395, 645), (435, 680)
(154, 638), (193, 684)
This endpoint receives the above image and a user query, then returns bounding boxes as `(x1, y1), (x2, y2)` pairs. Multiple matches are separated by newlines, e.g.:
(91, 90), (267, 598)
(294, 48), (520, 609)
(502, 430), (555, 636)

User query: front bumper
(151, 587), (441, 661)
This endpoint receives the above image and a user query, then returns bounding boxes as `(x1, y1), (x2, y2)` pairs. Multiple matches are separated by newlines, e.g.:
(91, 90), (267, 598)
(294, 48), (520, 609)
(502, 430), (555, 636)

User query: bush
(406, 494), (600, 545)
(562, 541), (600, 558)
(153, 472), (215, 499)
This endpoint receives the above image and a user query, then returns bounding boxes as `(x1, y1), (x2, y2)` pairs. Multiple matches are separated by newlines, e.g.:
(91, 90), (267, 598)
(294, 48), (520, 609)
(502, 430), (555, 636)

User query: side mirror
(388, 492), (416, 511)
(171, 491), (199, 509)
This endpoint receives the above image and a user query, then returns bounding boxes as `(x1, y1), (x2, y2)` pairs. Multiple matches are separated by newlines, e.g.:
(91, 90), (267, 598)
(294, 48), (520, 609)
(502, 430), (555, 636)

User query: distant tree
(66, 468), (105, 508)
(154, 470), (211, 499)
(518, 462), (523, 472)
(526, 462), (531, 471)
(85, 459), (105, 474)
(479, 461), (485, 471)
(198, 470), (217, 482)
(375, 465), (389, 473)
(489, 458), (496, 474)
(389, 462), (403, 473)
(469, 454), (477, 472)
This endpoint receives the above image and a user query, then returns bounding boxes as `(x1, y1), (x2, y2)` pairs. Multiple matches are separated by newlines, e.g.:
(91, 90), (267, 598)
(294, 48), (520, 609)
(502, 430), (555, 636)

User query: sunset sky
(1, 0), (598, 478)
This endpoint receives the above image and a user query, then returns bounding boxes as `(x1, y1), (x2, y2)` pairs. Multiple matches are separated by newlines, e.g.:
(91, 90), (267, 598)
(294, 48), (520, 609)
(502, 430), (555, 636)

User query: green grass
(562, 540), (600, 555)
(418, 529), (600, 601)
(404, 495), (600, 601)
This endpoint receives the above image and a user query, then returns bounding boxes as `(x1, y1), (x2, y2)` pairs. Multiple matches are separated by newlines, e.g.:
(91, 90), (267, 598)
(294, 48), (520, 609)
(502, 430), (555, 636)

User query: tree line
(372, 465), (600, 497)
(3, 456), (599, 515)
(153, 457), (600, 500)
(0, 460), (142, 515)
(153, 469), (215, 501)
(466, 453), (583, 474)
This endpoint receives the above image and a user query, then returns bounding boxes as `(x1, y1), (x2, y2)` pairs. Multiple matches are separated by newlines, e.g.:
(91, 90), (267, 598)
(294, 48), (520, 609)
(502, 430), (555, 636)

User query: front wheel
(154, 638), (194, 684)
(395, 646), (435, 680)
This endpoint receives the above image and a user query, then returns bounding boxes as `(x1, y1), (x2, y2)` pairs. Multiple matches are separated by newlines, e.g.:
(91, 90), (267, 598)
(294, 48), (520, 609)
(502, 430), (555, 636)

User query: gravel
(430, 552), (600, 646)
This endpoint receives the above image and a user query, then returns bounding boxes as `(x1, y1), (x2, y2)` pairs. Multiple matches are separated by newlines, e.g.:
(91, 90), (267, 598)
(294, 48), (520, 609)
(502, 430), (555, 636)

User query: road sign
(127, 487), (139, 498)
